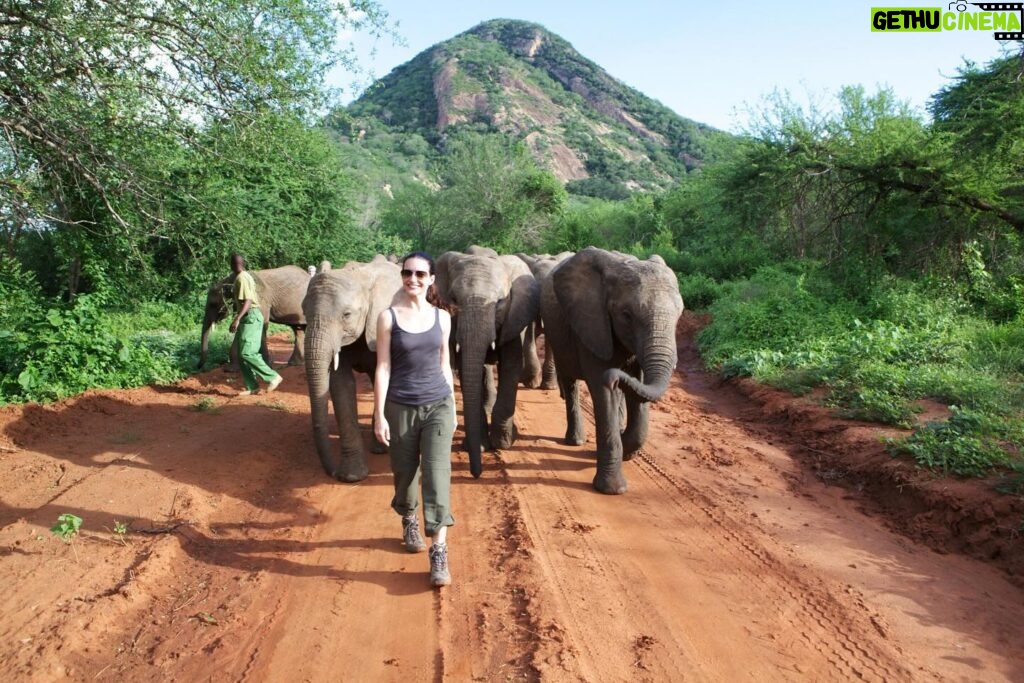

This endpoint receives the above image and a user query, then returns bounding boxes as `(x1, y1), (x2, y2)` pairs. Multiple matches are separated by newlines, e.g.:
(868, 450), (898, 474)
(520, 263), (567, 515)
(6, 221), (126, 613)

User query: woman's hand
(374, 413), (390, 447)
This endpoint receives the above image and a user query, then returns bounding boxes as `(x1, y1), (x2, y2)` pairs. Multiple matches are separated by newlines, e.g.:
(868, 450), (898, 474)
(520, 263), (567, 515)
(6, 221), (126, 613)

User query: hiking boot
(402, 515), (426, 553)
(429, 543), (451, 587)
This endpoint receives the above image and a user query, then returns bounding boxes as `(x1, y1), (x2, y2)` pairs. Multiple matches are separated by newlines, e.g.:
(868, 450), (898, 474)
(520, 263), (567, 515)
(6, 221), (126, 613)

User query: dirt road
(1, 325), (1021, 681)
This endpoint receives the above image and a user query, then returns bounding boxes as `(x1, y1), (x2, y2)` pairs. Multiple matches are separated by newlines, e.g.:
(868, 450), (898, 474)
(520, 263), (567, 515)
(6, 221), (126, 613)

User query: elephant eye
(343, 311), (352, 319)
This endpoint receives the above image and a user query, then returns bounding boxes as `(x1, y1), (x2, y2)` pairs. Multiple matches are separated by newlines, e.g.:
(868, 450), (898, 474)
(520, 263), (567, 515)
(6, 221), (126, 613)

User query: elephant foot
(490, 422), (517, 450)
(622, 437), (645, 460)
(564, 427), (585, 446)
(593, 469), (628, 495)
(540, 381), (558, 391)
(334, 460), (369, 483)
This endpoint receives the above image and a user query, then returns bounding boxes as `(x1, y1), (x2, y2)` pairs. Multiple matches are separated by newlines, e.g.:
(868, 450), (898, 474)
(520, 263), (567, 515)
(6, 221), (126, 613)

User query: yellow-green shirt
(233, 270), (260, 307)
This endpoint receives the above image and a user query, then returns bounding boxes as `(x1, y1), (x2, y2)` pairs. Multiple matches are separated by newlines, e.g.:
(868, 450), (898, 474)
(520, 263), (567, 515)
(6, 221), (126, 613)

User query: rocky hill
(335, 19), (729, 195)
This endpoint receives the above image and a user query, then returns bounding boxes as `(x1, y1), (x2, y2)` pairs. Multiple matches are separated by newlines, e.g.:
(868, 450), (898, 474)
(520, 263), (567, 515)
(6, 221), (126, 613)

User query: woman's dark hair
(401, 251), (435, 274)
(401, 251), (454, 313)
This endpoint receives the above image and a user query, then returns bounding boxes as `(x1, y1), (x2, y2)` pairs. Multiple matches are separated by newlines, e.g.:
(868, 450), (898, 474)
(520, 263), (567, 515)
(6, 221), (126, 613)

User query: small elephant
(541, 247), (684, 495)
(199, 266), (310, 369)
(303, 258), (402, 482)
(516, 251), (574, 390)
(435, 249), (541, 477)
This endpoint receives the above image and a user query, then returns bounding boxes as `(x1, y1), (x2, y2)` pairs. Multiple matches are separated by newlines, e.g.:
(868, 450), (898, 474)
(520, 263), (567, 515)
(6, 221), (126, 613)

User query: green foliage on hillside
(380, 133), (565, 253)
(684, 50), (1024, 478)
(340, 18), (726, 192)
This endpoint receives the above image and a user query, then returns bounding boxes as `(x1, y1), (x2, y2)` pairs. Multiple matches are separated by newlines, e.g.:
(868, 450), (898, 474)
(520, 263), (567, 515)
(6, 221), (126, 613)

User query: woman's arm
(439, 309), (455, 396)
(373, 310), (393, 446)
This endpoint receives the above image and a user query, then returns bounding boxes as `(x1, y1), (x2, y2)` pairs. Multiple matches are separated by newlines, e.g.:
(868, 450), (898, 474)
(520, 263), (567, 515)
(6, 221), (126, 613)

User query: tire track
(635, 450), (911, 681)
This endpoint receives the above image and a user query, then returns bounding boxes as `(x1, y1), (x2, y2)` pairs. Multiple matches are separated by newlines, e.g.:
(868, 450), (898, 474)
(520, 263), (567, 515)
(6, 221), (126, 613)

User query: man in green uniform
(228, 254), (283, 397)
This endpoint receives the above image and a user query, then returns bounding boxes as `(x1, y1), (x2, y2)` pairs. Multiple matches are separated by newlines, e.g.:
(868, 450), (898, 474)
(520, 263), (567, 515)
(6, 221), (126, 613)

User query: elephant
(303, 257), (402, 482)
(199, 266), (310, 369)
(516, 252), (574, 390)
(435, 249), (540, 477)
(541, 247), (684, 495)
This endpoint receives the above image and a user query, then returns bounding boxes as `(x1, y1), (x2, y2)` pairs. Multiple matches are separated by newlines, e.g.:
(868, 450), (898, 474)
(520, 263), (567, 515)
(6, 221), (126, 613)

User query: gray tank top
(387, 307), (451, 406)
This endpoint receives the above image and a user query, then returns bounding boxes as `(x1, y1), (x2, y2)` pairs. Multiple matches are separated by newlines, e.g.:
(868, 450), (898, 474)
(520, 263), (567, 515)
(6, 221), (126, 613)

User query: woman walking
(374, 252), (457, 587)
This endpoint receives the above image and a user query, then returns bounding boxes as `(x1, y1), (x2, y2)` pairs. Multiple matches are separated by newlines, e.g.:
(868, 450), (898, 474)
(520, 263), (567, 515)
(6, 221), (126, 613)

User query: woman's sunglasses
(401, 269), (430, 280)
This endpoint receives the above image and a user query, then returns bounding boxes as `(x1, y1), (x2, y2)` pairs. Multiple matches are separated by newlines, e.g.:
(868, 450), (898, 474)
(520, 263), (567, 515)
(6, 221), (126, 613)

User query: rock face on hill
(340, 19), (728, 193)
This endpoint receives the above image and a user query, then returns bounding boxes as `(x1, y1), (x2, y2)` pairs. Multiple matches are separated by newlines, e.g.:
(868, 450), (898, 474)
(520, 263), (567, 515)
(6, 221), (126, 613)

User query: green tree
(929, 51), (1024, 231)
(382, 134), (566, 253)
(1, 0), (393, 292)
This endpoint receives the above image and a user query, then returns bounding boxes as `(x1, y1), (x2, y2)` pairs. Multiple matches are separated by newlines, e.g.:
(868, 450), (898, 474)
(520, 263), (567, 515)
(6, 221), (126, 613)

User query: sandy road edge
(728, 376), (1024, 585)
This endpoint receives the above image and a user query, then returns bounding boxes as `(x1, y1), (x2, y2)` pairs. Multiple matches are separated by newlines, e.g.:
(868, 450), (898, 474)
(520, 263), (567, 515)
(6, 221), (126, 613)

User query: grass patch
(256, 399), (293, 412)
(699, 265), (1024, 478)
(190, 396), (221, 413)
(1, 294), (231, 405)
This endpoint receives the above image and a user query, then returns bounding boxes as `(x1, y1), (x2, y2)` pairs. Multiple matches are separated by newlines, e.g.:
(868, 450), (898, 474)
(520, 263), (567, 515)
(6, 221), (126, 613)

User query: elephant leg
(540, 335), (558, 390)
(562, 377), (586, 446)
(225, 334), (241, 372)
(288, 325), (305, 366)
(329, 361), (369, 482)
(520, 324), (542, 389)
(613, 389), (626, 432)
(483, 363), (497, 418)
(587, 376), (628, 495)
(621, 391), (649, 459)
(355, 352), (387, 455)
(463, 366), (493, 454)
(490, 337), (523, 450)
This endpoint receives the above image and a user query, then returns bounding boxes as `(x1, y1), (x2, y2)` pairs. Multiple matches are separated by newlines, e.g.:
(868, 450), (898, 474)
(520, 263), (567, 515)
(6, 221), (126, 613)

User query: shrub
(889, 407), (1019, 476)
(0, 295), (231, 405)
(676, 272), (722, 310)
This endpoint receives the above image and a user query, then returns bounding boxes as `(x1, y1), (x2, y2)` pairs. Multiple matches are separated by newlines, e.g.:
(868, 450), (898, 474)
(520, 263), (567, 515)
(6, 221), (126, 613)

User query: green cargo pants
(237, 308), (280, 391)
(385, 394), (456, 537)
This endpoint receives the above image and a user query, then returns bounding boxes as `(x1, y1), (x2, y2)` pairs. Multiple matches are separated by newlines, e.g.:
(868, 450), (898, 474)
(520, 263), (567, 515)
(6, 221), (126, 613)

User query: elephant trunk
(306, 340), (339, 477)
(604, 326), (678, 403)
(457, 303), (496, 478)
(199, 309), (216, 369)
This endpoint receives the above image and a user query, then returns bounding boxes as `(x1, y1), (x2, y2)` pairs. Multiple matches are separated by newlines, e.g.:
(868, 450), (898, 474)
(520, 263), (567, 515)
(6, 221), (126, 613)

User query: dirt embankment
(0, 321), (1021, 681)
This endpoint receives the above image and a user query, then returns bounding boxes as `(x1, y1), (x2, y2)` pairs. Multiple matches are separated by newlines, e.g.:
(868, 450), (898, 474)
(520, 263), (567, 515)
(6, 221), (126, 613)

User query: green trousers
(385, 394), (456, 537)
(237, 308), (280, 391)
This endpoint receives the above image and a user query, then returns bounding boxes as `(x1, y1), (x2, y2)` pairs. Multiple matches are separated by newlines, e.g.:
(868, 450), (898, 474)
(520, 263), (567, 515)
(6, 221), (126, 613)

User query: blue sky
(328, 1), (1012, 132)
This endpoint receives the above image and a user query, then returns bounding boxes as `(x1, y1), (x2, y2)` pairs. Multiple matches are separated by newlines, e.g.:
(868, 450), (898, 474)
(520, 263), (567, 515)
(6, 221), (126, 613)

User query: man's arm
(230, 298), (251, 333)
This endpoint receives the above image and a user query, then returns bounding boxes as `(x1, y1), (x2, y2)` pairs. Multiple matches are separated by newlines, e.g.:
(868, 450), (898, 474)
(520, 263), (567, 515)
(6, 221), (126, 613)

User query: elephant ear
(434, 251), (457, 302)
(365, 265), (401, 353)
(216, 275), (234, 303)
(553, 248), (613, 361)
(500, 272), (540, 345)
